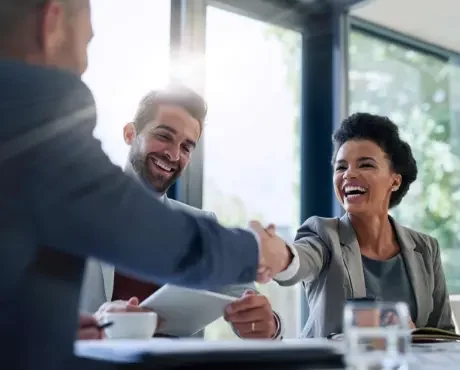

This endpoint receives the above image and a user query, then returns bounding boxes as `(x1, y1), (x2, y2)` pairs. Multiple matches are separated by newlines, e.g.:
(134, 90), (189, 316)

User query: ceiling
(350, 0), (460, 54)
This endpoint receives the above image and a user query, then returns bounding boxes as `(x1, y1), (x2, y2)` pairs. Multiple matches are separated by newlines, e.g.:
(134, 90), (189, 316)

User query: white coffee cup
(102, 312), (158, 339)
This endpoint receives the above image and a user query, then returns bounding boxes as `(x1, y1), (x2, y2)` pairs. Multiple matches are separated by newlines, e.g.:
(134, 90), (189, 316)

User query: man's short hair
(0, 0), (76, 36)
(133, 85), (208, 134)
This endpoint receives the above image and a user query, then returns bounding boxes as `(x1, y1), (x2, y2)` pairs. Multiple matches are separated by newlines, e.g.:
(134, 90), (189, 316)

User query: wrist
(281, 243), (294, 271)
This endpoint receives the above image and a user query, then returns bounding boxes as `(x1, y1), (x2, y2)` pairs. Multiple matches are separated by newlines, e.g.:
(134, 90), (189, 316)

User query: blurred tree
(266, 29), (460, 293)
(266, 28), (302, 227)
(204, 180), (266, 226)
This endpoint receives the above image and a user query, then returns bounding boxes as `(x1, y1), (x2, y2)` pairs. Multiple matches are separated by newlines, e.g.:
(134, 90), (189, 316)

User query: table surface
(75, 338), (460, 369)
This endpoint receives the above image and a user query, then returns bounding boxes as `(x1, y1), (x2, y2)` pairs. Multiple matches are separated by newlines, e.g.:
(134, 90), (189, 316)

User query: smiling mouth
(343, 185), (367, 199)
(150, 157), (175, 173)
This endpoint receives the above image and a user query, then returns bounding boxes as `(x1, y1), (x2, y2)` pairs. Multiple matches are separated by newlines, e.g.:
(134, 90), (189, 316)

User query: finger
(226, 295), (266, 315)
(249, 220), (265, 234)
(125, 305), (151, 313)
(233, 320), (273, 338)
(225, 306), (269, 324)
(265, 224), (276, 236)
(256, 270), (273, 284)
(257, 265), (271, 277)
(236, 330), (273, 339)
(78, 327), (103, 340)
(127, 297), (140, 305)
(79, 313), (99, 328)
(257, 266), (267, 274)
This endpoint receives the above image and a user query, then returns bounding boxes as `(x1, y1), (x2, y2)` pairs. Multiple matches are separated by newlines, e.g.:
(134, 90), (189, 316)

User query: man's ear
(123, 122), (136, 145)
(41, 1), (66, 59)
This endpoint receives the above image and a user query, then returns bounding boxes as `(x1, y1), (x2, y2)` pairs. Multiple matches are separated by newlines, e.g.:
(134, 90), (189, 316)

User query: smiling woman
(274, 112), (455, 338)
(332, 113), (417, 213)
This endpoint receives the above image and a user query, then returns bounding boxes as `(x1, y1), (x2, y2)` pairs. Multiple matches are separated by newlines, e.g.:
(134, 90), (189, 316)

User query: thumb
(249, 220), (265, 234)
(127, 297), (139, 306)
(265, 223), (276, 236)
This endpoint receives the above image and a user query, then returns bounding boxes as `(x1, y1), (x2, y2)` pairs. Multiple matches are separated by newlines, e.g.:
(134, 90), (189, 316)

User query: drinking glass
(343, 301), (411, 369)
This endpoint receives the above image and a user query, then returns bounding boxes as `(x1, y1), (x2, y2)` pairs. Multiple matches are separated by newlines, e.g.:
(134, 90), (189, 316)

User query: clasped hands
(249, 221), (293, 283)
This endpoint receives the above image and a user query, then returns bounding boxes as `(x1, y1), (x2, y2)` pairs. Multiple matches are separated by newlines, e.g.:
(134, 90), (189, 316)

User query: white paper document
(139, 284), (236, 337)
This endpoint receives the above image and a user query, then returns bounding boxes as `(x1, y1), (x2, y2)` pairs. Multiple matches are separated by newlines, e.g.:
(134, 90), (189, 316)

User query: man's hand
(249, 221), (293, 283)
(78, 313), (104, 340)
(224, 290), (277, 339)
(95, 296), (152, 320)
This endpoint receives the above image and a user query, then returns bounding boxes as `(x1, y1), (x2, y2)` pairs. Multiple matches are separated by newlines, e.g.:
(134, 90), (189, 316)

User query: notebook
(328, 327), (460, 343)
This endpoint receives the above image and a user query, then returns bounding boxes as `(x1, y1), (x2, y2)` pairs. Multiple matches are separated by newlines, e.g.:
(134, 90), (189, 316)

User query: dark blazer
(80, 194), (258, 338)
(276, 214), (454, 338)
(0, 60), (258, 369)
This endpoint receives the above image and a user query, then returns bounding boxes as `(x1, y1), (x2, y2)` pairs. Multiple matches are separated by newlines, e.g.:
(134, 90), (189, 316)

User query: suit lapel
(100, 262), (115, 301)
(338, 214), (366, 298)
(391, 217), (424, 325)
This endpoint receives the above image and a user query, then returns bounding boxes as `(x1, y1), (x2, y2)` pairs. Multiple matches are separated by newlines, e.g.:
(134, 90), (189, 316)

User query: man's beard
(130, 153), (182, 194)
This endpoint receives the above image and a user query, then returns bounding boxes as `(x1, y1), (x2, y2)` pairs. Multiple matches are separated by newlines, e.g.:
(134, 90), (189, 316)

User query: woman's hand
(382, 310), (416, 329)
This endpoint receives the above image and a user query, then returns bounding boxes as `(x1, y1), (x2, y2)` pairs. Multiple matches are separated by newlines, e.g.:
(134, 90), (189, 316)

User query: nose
(343, 166), (358, 180)
(164, 144), (180, 162)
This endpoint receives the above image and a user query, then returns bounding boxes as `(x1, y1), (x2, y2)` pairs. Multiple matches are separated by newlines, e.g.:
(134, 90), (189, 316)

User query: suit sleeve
(275, 217), (330, 286)
(206, 211), (259, 296)
(5, 64), (259, 289)
(427, 239), (455, 331)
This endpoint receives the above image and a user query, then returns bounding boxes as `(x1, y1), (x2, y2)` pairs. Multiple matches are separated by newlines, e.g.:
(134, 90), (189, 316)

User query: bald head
(0, 0), (92, 75)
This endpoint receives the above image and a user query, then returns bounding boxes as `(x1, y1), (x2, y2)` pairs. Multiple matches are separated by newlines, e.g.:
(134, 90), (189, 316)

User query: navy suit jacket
(0, 60), (259, 369)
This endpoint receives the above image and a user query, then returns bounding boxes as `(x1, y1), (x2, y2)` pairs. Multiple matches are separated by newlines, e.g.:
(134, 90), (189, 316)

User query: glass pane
(349, 32), (460, 293)
(203, 6), (302, 339)
(82, 0), (170, 167)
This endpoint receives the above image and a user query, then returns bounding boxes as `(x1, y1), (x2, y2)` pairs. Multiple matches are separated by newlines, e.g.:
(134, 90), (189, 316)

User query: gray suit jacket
(277, 214), (454, 338)
(80, 196), (257, 337)
(0, 61), (259, 370)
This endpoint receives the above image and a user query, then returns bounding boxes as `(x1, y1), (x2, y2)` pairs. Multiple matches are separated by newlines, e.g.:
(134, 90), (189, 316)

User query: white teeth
(154, 159), (172, 172)
(344, 186), (366, 193)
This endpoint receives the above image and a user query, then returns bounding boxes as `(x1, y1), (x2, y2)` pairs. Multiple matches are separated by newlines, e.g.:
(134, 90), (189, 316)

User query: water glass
(343, 301), (411, 369)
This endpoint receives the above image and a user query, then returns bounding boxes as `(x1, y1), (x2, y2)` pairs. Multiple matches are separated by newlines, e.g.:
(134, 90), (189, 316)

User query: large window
(349, 31), (460, 294)
(202, 6), (302, 339)
(82, 0), (171, 166)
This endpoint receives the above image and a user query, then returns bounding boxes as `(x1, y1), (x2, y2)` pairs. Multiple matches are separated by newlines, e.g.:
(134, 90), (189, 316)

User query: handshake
(249, 221), (294, 283)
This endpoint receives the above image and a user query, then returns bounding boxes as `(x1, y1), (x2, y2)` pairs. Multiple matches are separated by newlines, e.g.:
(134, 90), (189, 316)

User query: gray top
(275, 215), (455, 338)
(362, 254), (418, 321)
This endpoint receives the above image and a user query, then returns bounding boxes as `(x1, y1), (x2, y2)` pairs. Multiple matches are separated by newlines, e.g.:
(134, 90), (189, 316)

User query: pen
(97, 321), (113, 330)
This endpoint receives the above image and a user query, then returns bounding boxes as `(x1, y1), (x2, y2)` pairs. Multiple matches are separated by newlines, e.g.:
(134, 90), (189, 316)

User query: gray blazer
(80, 195), (257, 337)
(277, 214), (454, 338)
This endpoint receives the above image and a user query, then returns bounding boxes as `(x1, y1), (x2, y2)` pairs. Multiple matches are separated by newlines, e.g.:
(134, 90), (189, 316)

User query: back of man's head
(0, 0), (93, 75)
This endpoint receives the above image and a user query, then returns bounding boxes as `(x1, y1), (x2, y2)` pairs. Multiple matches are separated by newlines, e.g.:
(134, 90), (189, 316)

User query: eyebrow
(335, 156), (377, 164)
(152, 124), (197, 148)
(357, 156), (377, 162)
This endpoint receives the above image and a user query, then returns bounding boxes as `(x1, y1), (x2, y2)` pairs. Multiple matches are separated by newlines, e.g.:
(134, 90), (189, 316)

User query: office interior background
(82, 0), (460, 339)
